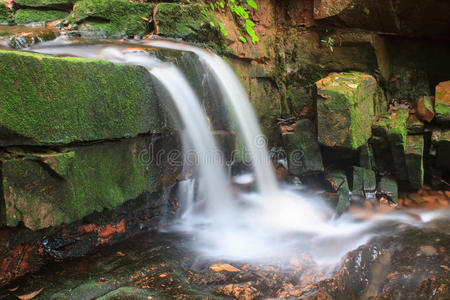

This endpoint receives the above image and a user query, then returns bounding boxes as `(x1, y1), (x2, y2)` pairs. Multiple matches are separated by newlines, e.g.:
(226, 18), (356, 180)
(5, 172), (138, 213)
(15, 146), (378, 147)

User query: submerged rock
(0, 50), (167, 146)
(6, 26), (58, 48)
(315, 72), (381, 150)
(283, 119), (324, 176)
(435, 81), (450, 123)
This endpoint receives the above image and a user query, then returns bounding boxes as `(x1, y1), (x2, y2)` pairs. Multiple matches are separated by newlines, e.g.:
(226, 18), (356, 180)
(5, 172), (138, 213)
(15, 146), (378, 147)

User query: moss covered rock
(0, 50), (166, 146)
(156, 3), (217, 42)
(352, 166), (376, 199)
(1, 135), (181, 230)
(283, 119), (324, 176)
(378, 176), (398, 204)
(435, 81), (450, 123)
(405, 135), (424, 190)
(315, 72), (379, 150)
(0, 1), (12, 24)
(14, 0), (73, 8)
(70, 0), (153, 38)
(15, 9), (68, 24)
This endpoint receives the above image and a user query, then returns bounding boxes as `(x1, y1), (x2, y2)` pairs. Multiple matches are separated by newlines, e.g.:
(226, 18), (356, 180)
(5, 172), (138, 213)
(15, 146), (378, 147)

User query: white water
(31, 40), (450, 269)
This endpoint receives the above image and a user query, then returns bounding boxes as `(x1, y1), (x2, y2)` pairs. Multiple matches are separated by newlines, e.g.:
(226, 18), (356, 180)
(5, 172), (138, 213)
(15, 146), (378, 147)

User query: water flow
(143, 40), (279, 196)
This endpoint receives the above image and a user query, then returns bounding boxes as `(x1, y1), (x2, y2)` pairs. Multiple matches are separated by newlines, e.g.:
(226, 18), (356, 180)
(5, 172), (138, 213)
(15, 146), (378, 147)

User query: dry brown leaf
(8, 287), (19, 292)
(210, 264), (240, 272)
(116, 251), (126, 257)
(16, 288), (43, 300)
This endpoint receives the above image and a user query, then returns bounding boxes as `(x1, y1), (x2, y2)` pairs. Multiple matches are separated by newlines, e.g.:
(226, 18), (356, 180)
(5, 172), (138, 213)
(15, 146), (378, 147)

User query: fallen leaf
(116, 251), (126, 257)
(16, 288), (43, 300)
(8, 287), (18, 292)
(347, 83), (358, 89)
(210, 264), (240, 272)
(159, 273), (167, 277)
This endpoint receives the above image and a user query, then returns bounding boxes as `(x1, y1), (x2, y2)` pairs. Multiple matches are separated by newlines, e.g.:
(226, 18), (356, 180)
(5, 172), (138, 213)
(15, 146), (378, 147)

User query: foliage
(208, 0), (259, 44)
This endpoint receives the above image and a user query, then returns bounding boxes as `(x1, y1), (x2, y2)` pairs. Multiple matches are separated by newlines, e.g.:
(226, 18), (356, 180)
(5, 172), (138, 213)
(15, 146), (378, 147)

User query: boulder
(405, 135), (424, 190)
(156, 3), (218, 43)
(372, 109), (409, 181)
(0, 1), (11, 24)
(283, 119), (324, 176)
(415, 96), (434, 122)
(378, 176), (398, 204)
(315, 72), (380, 150)
(70, 0), (154, 38)
(0, 50), (166, 146)
(326, 170), (350, 215)
(1, 135), (181, 230)
(313, 0), (450, 39)
(352, 166), (376, 199)
(435, 81), (450, 123)
(15, 9), (68, 24)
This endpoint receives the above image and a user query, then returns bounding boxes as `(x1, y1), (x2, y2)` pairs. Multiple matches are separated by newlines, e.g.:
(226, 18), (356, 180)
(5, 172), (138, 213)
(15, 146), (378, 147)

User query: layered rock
(0, 50), (166, 146)
(435, 81), (450, 123)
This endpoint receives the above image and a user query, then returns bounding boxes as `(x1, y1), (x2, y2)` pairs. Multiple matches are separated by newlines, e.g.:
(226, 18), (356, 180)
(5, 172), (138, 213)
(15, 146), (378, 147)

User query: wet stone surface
(1, 208), (449, 300)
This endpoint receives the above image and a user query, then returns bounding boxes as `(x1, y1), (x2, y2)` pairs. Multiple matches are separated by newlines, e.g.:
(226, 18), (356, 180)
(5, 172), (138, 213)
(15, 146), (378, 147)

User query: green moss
(15, 9), (68, 24)
(316, 72), (378, 149)
(0, 50), (165, 146)
(71, 0), (153, 38)
(156, 3), (218, 42)
(14, 0), (73, 8)
(0, 1), (11, 24)
(1, 137), (161, 230)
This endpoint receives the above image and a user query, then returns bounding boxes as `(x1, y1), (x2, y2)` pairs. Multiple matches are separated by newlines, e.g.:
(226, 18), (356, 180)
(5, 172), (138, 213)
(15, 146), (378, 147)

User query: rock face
(313, 0), (450, 39)
(283, 119), (324, 176)
(405, 135), (424, 190)
(435, 81), (450, 123)
(352, 166), (376, 199)
(0, 50), (166, 146)
(315, 72), (382, 150)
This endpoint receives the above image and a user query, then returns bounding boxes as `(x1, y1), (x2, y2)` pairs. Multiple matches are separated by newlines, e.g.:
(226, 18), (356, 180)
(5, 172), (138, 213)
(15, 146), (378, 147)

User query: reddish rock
(416, 96), (435, 122)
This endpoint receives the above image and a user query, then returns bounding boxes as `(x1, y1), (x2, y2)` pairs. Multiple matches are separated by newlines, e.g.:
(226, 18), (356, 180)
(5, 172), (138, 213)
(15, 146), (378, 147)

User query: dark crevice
(81, 16), (112, 25)
(14, 3), (73, 12)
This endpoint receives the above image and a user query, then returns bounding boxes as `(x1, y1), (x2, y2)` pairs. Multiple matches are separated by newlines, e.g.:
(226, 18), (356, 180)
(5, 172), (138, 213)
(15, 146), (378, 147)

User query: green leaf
(239, 36), (247, 43)
(247, 0), (258, 10)
(210, 3), (214, 10)
(209, 21), (215, 27)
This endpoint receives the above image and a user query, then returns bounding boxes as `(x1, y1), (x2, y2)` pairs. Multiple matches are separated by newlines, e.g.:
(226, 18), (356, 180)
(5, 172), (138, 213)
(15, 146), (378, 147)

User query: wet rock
(313, 0), (450, 39)
(283, 119), (324, 176)
(315, 72), (380, 150)
(407, 115), (424, 135)
(432, 129), (450, 172)
(435, 81), (450, 123)
(0, 1), (12, 24)
(352, 166), (376, 199)
(416, 96), (435, 122)
(378, 176), (398, 204)
(0, 50), (167, 146)
(405, 135), (424, 190)
(51, 280), (117, 300)
(15, 9), (68, 25)
(156, 3), (217, 42)
(69, 0), (154, 38)
(326, 170), (350, 215)
(96, 287), (158, 300)
(1, 135), (181, 230)
(372, 109), (409, 181)
(7, 27), (58, 48)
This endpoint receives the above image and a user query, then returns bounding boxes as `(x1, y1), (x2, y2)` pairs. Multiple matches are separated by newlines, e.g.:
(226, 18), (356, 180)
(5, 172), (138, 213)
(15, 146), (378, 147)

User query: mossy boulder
(283, 119), (324, 176)
(0, 1), (12, 24)
(14, 0), (73, 9)
(15, 9), (68, 24)
(378, 176), (398, 204)
(315, 72), (379, 150)
(70, 0), (154, 38)
(156, 3), (217, 43)
(435, 81), (450, 123)
(352, 166), (376, 199)
(405, 135), (424, 190)
(0, 50), (166, 146)
(1, 136), (181, 230)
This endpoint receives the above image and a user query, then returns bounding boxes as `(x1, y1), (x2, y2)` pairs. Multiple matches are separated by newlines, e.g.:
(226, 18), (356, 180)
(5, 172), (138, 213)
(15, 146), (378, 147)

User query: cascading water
(31, 40), (448, 267)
